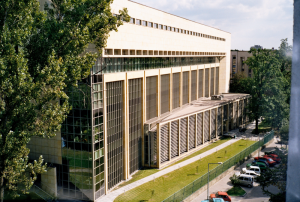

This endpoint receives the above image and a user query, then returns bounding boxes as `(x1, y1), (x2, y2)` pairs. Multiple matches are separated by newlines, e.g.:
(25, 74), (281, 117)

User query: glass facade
(106, 81), (124, 189)
(60, 81), (93, 201)
(172, 73), (180, 109)
(198, 69), (204, 98)
(146, 76), (157, 120)
(182, 72), (189, 105)
(128, 79), (142, 174)
(161, 75), (170, 115)
(92, 57), (216, 74)
(205, 69), (210, 97)
(216, 67), (219, 95)
(210, 68), (215, 95)
(191, 70), (197, 101)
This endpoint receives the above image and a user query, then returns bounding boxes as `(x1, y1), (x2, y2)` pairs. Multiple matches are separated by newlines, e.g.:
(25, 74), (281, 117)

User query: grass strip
(114, 138), (231, 190)
(114, 139), (255, 202)
(227, 186), (246, 196)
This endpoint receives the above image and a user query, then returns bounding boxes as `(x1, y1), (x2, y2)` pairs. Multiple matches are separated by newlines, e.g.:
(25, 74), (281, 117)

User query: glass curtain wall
(182, 72), (189, 105)
(205, 68), (210, 97)
(198, 69), (204, 98)
(128, 79), (142, 174)
(191, 70), (197, 101)
(92, 75), (105, 200)
(106, 81), (124, 189)
(146, 76), (157, 120)
(161, 74), (170, 115)
(60, 80), (93, 201)
(210, 68), (215, 95)
(172, 73), (180, 110)
(101, 57), (216, 73)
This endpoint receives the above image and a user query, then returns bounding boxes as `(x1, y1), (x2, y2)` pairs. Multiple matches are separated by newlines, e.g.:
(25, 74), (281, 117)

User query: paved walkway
(97, 124), (258, 202)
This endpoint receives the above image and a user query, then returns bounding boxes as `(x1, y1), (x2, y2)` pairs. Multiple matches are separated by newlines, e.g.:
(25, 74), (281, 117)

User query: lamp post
(207, 162), (223, 200)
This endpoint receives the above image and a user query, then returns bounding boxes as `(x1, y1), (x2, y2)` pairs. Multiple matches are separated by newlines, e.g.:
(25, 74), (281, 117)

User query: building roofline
(128, 0), (231, 34)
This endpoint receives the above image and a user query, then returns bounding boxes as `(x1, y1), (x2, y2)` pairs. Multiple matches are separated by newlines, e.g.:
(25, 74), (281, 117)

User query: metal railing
(30, 184), (55, 202)
(162, 131), (274, 202)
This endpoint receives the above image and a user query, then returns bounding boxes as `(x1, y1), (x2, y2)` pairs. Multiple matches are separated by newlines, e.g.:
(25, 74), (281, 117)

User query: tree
(229, 72), (253, 94)
(279, 125), (289, 148)
(256, 148), (287, 202)
(0, 0), (129, 201)
(245, 48), (288, 134)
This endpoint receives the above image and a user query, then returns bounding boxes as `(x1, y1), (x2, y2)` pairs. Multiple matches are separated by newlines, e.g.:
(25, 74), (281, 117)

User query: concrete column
(187, 117), (189, 152)
(168, 122), (171, 161)
(157, 71), (161, 117)
(178, 119), (181, 156)
(170, 69), (173, 111)
(156, 123), (161, 168)
(195, 114), (197, 148)
(188, 69), (191, 103)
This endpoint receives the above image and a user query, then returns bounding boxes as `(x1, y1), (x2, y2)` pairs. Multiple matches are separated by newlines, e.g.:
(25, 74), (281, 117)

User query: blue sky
(132, 0), (293, 50)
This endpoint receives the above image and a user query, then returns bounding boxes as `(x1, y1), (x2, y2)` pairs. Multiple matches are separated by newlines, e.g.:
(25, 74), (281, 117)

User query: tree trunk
(255, 118), (259, 134)
(1, 177), (4, 202)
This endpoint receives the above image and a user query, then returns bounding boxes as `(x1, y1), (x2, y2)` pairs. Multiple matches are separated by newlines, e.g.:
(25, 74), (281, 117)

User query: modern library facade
(27, 0), (250, 201)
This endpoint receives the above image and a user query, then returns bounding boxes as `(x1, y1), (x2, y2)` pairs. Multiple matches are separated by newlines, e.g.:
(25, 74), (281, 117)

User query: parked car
(251, 162), (268, 172)
(265, 150), (279, 156)
(241, 168), (260, 180)
(264, 155), (281, 163)
(210, 191), (231, 202)
(201, 198), (225, 202)
(252, 159), (269, 167)
(245, 165), (261, 174)
(254, 156), (276, 166)
(237, 174), (254, 188)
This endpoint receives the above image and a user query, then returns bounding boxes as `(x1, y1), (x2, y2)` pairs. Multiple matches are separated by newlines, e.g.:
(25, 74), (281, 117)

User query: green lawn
(227, 186), (246, 196)
(4, 192), (43, 202)
(114, 138), (231, 190)
(115, 139), (256, 202)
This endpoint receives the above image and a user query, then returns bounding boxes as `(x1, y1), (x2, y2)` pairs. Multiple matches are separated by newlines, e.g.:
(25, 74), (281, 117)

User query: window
(190, 31), (192, 35)
(159, 24), (162, 29)
(154, 23), (158, 28)
(163, 25), (167, 30)
(167, 26), (171, 31)
(183, 30), (186, 34)
(171, 27), (175, 32)
(136, 19), (141, 25)
(187, 31), (189, 34)
(142, 20), (147, 26)
(176, 28), (179, 32)
(148, 22), (153, 27)
(129, 18), (135, 24)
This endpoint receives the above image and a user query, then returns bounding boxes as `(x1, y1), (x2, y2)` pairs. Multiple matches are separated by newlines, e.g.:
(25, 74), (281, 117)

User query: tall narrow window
(191, 70), (197, 101)
(172, 73), (180, 110)
(146, 76), (157, 120)
(205, 68), (209, 97)
(198, 69), (204, 98)
(182, 72), (189, 105)
(161, 74), (170, 114)
(211, 68), (215, 96)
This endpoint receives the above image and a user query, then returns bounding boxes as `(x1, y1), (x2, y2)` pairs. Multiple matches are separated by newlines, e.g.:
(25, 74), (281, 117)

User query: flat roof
(146, 93), (250, 127)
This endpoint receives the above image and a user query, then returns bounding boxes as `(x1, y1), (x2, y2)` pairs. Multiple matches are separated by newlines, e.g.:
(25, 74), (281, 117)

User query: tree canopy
(0, 0), (129, 200)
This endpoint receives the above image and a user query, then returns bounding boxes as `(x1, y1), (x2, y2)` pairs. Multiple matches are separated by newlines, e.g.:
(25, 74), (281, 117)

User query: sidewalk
(97, 124), (257, 202)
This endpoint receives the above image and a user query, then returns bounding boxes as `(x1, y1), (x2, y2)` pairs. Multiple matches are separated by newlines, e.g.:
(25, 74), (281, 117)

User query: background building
(230, 50), (253, 78)
(27, 0), (250, 201)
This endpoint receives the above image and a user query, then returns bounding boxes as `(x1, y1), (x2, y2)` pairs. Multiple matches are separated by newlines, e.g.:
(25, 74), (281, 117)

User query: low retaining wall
(183, 137), (275, 202)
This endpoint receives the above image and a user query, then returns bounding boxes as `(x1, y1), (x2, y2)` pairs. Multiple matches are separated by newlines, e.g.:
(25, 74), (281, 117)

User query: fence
(163, 131), (274, 202)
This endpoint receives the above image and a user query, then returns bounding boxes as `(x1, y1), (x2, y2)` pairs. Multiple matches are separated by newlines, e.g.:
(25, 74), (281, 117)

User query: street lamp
(207, 162), (223, 200)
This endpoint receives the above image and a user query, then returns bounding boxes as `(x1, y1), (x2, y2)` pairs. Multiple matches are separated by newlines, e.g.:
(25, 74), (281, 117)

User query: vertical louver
(210, 68), (215, 96)
(160, 124), (169, 163)
(191, 71), (197, 101)
(182, 72), (189, 105)
(189, 115), (195, 150)
(205, 69), (209, 97)
(197, 113), (203, 145)
(198, 69), (204, 98)
(204, 111), (210, 142)
(211, 109), (216, 140)
(218, 107), (222, 136)
(180, 118), (187, 154)
(161, 74), (170, 115)
(215, 67), (219, 95)
(171, 121), (179, 158)
(172, 73), (180, 109)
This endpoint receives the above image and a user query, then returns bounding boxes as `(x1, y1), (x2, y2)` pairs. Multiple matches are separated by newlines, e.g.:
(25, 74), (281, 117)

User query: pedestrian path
(97, 121), (259, 202)
(98, 139), (242, 202)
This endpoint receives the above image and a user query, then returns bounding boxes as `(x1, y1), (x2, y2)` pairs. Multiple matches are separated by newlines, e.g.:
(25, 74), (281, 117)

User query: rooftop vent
(211, 95), (224, 100)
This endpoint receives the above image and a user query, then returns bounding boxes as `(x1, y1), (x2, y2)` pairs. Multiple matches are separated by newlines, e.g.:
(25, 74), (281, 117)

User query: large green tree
(245, 48), (288, 134)
(0, 0), (129, 200)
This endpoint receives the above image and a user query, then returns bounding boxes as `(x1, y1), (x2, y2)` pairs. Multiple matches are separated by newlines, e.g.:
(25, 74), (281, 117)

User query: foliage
(279, 125), (289, 148)
(244, 47), (289, 133)
(0, 0), (129, 201)
(227, 185), (245, 196)
(256, 148), (287, 202)
(229, 174), (240, 187)
(229, 72), (253, 94)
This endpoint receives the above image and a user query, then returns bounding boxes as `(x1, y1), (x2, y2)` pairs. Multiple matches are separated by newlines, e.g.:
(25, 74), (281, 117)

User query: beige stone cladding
(105, 0), (231, 93)
(41, 167), (57, 197)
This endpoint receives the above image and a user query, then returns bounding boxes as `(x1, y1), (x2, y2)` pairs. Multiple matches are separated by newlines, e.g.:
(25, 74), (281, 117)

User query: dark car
(264, 155), (281, 163)
(250, 162), (268, 172)
(252, 159), (269, 167)
(254, 156), (276, 167)
(265, 150), (279, 156)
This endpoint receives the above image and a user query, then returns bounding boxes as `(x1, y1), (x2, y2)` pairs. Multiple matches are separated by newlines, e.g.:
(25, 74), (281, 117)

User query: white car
(241, 168), (260, 179)
(245, 166), (261, 175)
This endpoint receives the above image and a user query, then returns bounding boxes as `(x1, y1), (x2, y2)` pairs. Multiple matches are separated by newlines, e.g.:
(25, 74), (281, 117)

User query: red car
(254, 156), (276, 166)
(210, 191), (232, 202)
(264, 155), (281, 163)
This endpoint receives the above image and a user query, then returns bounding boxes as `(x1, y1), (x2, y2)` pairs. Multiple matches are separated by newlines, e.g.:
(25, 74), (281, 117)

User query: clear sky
(132, 0), (293, 50)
